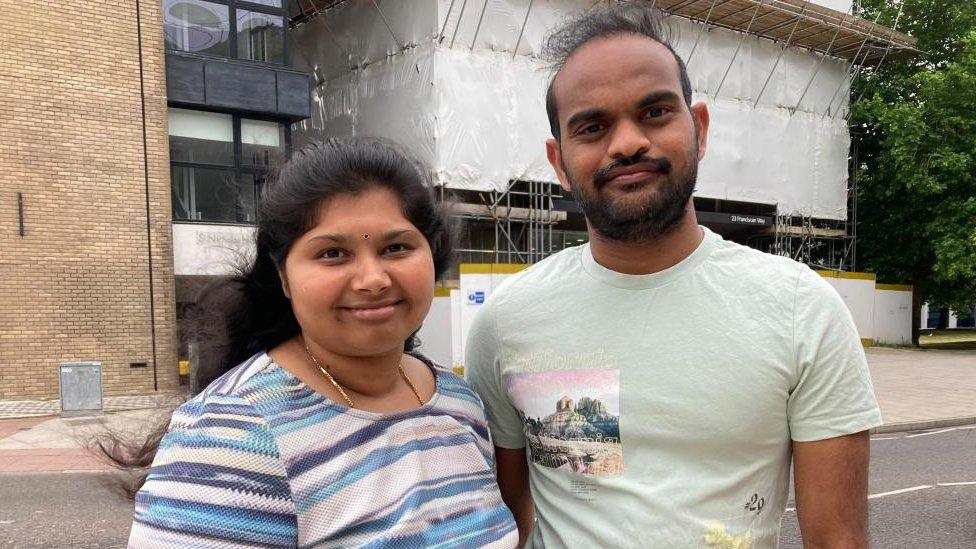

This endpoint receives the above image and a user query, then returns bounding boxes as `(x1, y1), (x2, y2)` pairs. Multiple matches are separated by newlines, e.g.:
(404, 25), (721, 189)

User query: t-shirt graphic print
(506, 369), (622, 477)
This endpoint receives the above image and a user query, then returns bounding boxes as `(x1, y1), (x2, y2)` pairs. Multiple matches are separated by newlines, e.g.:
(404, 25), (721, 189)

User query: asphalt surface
(780, 425), (976, 548)
(0, 426), (972, 548)
(0, 472), (133, 548)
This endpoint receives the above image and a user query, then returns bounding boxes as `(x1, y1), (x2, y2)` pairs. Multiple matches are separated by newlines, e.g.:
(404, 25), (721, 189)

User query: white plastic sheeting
(292, 0), (855, 219)
(811, 0), (853, 13)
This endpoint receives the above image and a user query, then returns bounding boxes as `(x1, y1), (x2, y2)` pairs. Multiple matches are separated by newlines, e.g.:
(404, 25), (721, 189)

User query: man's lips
(606, 169), (657, 185)
(339, 300), (403, 320)
(597, 162), (666, 188)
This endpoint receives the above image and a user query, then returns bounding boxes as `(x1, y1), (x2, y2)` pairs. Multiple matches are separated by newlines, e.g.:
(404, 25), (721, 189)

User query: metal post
(753, 1), (809, 109)
(449, 0), (470, 49)
(790, 4), (852, 115)
(512, 0), (535, 60)
(668, 0), (701, 12)
(844, 2), (905, 120)
(686, 0), (720, 67)
(713, 0), (765, 98)
(821, 7), (884, 119)
(471, 0), (490, 50)
(439, 0), (458, 43)
(320, 17), (354, 70)
(369, 0), (403, 50)
(17, 192), (24, 237)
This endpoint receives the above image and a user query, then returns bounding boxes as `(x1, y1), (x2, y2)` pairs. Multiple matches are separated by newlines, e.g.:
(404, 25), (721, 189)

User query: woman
(126, 138), (518, 548)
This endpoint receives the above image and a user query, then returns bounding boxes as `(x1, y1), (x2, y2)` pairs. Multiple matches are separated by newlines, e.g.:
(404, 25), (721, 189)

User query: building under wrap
(288, 0), (915, 270)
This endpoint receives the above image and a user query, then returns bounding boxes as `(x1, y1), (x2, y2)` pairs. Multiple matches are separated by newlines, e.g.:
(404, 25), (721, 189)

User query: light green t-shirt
(466, 227), (882, 549)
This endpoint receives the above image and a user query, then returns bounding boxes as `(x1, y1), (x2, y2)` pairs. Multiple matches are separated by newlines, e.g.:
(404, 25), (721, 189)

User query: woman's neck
(276, 336), (405, 401)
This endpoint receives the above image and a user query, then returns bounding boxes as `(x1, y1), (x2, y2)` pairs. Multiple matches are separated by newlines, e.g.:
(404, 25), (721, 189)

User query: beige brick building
(0, 0), (178, 399)
(0, 0), (308, 402)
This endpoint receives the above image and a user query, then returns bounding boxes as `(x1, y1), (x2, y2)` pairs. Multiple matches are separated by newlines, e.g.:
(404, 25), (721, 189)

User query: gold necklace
(303, 343), (425, 408)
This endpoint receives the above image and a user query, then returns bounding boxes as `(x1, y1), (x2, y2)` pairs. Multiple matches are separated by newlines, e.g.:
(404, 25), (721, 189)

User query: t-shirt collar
(581, 226), (718, 290)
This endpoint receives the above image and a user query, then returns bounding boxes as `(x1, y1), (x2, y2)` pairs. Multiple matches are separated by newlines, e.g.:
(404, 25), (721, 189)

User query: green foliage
(852, 1), (976, 315)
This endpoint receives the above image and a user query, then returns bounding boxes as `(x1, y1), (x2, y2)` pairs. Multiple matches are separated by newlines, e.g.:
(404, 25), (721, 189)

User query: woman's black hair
(99, 137), (454, 493)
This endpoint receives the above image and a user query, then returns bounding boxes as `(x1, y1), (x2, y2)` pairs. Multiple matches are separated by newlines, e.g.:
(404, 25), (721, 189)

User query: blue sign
(467, 291), (486, 305)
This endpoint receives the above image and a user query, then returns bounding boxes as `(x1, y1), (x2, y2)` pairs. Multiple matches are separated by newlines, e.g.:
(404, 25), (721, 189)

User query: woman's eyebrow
(307, 229), (416, 244)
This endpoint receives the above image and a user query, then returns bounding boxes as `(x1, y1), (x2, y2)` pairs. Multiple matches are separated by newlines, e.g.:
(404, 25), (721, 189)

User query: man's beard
(565, 148), (698, 243)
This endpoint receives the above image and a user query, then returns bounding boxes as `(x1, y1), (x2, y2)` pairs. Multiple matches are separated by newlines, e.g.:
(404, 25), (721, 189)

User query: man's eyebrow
(566, 108), (609, 131)
(637, 90), (682, 109)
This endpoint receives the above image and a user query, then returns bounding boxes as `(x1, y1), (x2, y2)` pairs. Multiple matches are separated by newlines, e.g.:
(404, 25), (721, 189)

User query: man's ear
(689, 101), (710, 161)
(278, 267), (291, 299)
(546, 138), (573, 194)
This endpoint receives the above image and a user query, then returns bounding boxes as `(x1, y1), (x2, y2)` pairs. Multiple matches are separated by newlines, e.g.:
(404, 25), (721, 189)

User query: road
(0, 426), (972, 548)
(780, 425), (976, 548)
(0, 471), (132, 548)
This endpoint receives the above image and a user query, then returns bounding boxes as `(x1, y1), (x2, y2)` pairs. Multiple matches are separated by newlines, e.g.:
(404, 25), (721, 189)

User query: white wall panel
(873, 288), (913, 345)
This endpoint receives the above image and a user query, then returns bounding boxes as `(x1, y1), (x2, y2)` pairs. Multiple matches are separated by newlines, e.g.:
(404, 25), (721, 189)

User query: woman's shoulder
(169, 352), (279, 428)
(409, 351), (487, 413)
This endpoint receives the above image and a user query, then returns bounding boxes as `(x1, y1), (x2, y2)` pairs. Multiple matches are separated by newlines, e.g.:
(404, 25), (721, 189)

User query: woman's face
(281, 186), (436, 358)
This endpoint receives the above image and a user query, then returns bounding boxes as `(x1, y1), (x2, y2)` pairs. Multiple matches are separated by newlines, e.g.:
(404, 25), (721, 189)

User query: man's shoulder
(488, 245), (587, 302)
(706, 233), (809, 290)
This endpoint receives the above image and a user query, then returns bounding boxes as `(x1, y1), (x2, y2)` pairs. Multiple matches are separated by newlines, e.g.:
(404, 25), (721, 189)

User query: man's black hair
(542, 2), (694, 140)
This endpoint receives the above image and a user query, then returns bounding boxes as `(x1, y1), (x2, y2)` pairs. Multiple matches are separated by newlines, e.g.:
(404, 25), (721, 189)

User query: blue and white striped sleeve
(128, 394), (297, 548)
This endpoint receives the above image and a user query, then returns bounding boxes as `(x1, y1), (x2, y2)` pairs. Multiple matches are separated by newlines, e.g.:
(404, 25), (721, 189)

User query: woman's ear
(278, 267), (291, 299)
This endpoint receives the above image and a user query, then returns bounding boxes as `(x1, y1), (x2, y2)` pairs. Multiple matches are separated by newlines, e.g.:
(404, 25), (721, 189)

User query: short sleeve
(128, 395), (297, 548)
(465, 300), (527, 449)
(788, 267), (884, 442)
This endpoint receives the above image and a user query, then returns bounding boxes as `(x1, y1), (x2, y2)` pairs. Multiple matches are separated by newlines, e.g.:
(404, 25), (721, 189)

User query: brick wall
(0, 0), (178, 399)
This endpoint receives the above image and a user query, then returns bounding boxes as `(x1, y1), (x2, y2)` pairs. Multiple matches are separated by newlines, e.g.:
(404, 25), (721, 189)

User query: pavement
(0, 347), (973, 474)
(0, 397), (181, 474)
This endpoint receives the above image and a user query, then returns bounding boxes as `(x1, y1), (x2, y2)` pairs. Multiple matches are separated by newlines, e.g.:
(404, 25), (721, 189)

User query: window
(168, 109), (234, 165)
(169, 108), (289, 224)
(163, 0), (231, 57)
(163, 0), (287, 65)
(171, 167), (256, 223)
(241, 118), (285, 167)
(237, 11), (284, 63)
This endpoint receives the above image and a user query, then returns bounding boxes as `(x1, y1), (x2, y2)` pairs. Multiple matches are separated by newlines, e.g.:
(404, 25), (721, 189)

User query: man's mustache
(593, 156), (672, 188)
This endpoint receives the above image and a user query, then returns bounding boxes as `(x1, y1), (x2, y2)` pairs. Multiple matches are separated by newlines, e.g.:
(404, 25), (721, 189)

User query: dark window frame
(170, 109), (291, 225)
(163, 0), (290, 67)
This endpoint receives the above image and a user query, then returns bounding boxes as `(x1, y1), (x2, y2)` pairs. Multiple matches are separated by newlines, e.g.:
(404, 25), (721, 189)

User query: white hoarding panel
(873, 287), (913, 345)
(417, 293), (454, 367)
(450, 289), (463, 371)
(458, 265), (526, 371)
(818, 273), (875, 342)
(172, 224), (256, 276)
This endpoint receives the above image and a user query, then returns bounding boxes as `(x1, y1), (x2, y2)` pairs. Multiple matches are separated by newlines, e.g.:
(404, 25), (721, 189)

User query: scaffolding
(652, 0), (917, 64)
(442, 180), (565, 265)
(749, 139), (861, 272)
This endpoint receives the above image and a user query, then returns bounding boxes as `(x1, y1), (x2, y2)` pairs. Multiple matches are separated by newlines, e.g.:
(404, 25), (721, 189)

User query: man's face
(545, 34), (709, 242)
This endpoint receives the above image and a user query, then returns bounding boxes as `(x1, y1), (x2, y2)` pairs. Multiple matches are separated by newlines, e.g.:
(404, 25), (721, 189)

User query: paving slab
(865, 347), (976, 430)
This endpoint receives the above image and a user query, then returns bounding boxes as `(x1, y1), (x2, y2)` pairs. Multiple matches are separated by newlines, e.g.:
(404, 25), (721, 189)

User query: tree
(850, 0), (976, 345)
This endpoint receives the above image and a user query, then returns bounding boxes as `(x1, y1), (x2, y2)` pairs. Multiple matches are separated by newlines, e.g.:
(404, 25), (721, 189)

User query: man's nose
(607, 119), (651, 159)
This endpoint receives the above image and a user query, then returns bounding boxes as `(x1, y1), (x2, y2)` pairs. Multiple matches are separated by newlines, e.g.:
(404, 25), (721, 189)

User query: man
(465, 4), (882, 548)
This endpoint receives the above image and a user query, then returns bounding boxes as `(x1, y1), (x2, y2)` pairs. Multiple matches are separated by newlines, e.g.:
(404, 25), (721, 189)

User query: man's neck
(587, 204), (704, 276)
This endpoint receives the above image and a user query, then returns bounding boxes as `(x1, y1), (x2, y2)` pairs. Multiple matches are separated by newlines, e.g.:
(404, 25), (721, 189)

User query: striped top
(129, 352), (518, 548)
